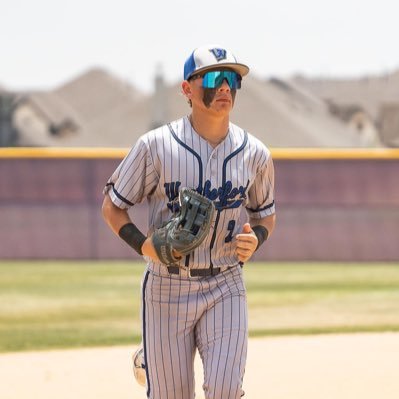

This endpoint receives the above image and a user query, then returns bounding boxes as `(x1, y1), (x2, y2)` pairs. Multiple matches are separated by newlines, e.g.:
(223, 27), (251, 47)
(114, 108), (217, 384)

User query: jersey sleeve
(245, 151), (276, 219)
(103, 136), (159, 209)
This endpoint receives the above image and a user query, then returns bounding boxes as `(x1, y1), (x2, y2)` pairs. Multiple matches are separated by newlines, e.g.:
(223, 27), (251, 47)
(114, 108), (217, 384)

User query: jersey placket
(205, 144), (222, 272)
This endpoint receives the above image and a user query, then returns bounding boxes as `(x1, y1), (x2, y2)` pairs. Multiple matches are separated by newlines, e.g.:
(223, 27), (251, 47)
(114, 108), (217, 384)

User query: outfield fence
(1, 148), (399, 261)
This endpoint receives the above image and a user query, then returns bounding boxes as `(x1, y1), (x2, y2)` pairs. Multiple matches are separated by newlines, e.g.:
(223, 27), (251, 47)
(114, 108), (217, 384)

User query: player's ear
(181, 81), (192, 99)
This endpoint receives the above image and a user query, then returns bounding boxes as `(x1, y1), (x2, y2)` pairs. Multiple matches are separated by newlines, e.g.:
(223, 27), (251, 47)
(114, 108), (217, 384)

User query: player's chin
(212, 100), (233, 113)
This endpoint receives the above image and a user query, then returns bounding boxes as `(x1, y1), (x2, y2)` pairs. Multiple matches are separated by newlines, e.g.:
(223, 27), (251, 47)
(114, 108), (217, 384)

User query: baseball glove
(152, 187), (215, 265)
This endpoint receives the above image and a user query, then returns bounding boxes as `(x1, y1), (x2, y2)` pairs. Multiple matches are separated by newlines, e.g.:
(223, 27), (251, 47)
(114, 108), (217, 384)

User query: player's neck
(189, 112), (229, 147)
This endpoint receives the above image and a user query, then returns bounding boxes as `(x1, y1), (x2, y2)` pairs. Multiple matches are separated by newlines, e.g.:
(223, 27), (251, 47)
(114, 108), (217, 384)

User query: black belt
(167, 266), (221, 277)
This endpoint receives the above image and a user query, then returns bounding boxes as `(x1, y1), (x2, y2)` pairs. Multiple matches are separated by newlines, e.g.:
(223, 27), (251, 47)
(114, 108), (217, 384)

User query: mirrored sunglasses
(191, 70), (242, 89)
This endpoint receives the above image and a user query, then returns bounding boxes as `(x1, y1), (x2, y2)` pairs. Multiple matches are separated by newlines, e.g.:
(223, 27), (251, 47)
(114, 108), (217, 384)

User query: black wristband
(252, 225), (269, 250)
(118, 223), (147, 255)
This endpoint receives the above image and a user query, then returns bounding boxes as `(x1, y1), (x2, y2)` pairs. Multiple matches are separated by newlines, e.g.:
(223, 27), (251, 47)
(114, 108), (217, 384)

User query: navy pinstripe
(142, 270), (151, 397)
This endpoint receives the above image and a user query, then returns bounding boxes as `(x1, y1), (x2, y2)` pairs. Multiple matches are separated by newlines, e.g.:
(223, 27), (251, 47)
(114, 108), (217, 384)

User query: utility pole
(150, 63), (167, 130)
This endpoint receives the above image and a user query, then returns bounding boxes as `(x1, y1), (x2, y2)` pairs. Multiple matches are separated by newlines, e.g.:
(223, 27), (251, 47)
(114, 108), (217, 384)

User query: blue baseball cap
(184, 44), (250, 81)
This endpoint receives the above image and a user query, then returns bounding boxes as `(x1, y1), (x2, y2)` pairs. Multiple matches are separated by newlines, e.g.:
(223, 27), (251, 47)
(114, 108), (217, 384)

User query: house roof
(135, 75), (369, 148)
(292, 70), (399, 120)
(12, 68), (376, 148)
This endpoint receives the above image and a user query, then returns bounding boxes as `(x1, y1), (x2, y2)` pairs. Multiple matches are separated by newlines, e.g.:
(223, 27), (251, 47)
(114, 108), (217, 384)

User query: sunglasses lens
(202, 71), (242, 89)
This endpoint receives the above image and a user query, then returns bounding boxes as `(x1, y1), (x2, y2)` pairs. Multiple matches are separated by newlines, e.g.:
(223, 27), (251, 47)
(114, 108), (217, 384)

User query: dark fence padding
(1, 158), (398, 261)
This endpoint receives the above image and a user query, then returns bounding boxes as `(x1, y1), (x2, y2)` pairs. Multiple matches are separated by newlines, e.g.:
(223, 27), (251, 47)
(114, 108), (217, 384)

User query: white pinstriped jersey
(104, 115), (275, 270)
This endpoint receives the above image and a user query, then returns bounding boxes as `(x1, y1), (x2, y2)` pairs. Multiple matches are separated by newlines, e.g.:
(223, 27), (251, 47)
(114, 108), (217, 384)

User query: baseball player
(102, 44), (276, 399)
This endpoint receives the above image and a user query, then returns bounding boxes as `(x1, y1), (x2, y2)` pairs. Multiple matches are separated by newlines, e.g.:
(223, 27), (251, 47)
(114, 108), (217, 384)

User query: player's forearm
(102, 195), (155, 258)
(101, 194), (131, 235)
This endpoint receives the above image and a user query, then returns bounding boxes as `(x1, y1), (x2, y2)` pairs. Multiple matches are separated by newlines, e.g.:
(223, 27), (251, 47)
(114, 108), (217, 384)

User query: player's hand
(141, 237), (182, 263)
(235, 223), (258, 263)
(141, 237), (160, 262)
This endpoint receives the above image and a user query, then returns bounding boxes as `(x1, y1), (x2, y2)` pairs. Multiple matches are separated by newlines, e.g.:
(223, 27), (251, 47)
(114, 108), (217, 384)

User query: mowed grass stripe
(0, 261), (398, 352)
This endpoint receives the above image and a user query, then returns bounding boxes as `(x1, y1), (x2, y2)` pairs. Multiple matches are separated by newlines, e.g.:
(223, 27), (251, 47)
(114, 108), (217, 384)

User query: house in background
(293, 70), (399, 147)
(12, 69), (147, 147)
(12, 92), (80, 146)
(378, 103), (399, 147)
(7, 67), (399, 148)
(326, 101), (381, 146)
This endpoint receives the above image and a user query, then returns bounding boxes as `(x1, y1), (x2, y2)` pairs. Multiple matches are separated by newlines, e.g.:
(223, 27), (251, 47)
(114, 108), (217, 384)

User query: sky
(1, 0), (398, 94)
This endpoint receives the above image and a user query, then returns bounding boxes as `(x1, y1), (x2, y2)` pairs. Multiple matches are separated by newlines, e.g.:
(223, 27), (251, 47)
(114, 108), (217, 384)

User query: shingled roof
(159, 76), (370, 147)
(292, 70), (399, 121)
(12, 68), (376, 148)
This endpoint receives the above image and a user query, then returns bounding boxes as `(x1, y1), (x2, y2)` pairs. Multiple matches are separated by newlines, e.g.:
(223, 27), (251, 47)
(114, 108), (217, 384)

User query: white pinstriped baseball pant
(141, 264), (248, 399)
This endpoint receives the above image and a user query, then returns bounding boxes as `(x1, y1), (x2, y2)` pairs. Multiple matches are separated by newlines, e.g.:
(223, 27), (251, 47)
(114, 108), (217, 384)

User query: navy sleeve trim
(105, 183), (134, 207)
(246, 200), (275, 213)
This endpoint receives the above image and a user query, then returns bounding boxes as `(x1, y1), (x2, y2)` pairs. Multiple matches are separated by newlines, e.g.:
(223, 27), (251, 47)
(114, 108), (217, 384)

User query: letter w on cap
(209, 48), (227, 61)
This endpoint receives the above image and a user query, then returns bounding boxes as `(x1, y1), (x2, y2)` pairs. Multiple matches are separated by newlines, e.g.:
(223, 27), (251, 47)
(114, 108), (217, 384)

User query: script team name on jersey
(164, 179), (250, 212)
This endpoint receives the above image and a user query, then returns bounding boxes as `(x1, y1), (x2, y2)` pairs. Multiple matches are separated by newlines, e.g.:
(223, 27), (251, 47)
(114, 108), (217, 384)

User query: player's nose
(217, 79), (231, 92)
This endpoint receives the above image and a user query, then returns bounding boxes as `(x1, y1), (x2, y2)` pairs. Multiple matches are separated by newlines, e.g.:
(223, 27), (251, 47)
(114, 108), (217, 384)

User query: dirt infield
(1, 333), (398, 399)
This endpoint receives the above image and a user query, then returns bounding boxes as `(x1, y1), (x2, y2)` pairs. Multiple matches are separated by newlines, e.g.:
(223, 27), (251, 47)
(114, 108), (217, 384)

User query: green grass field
(1, 261), (399, 353)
